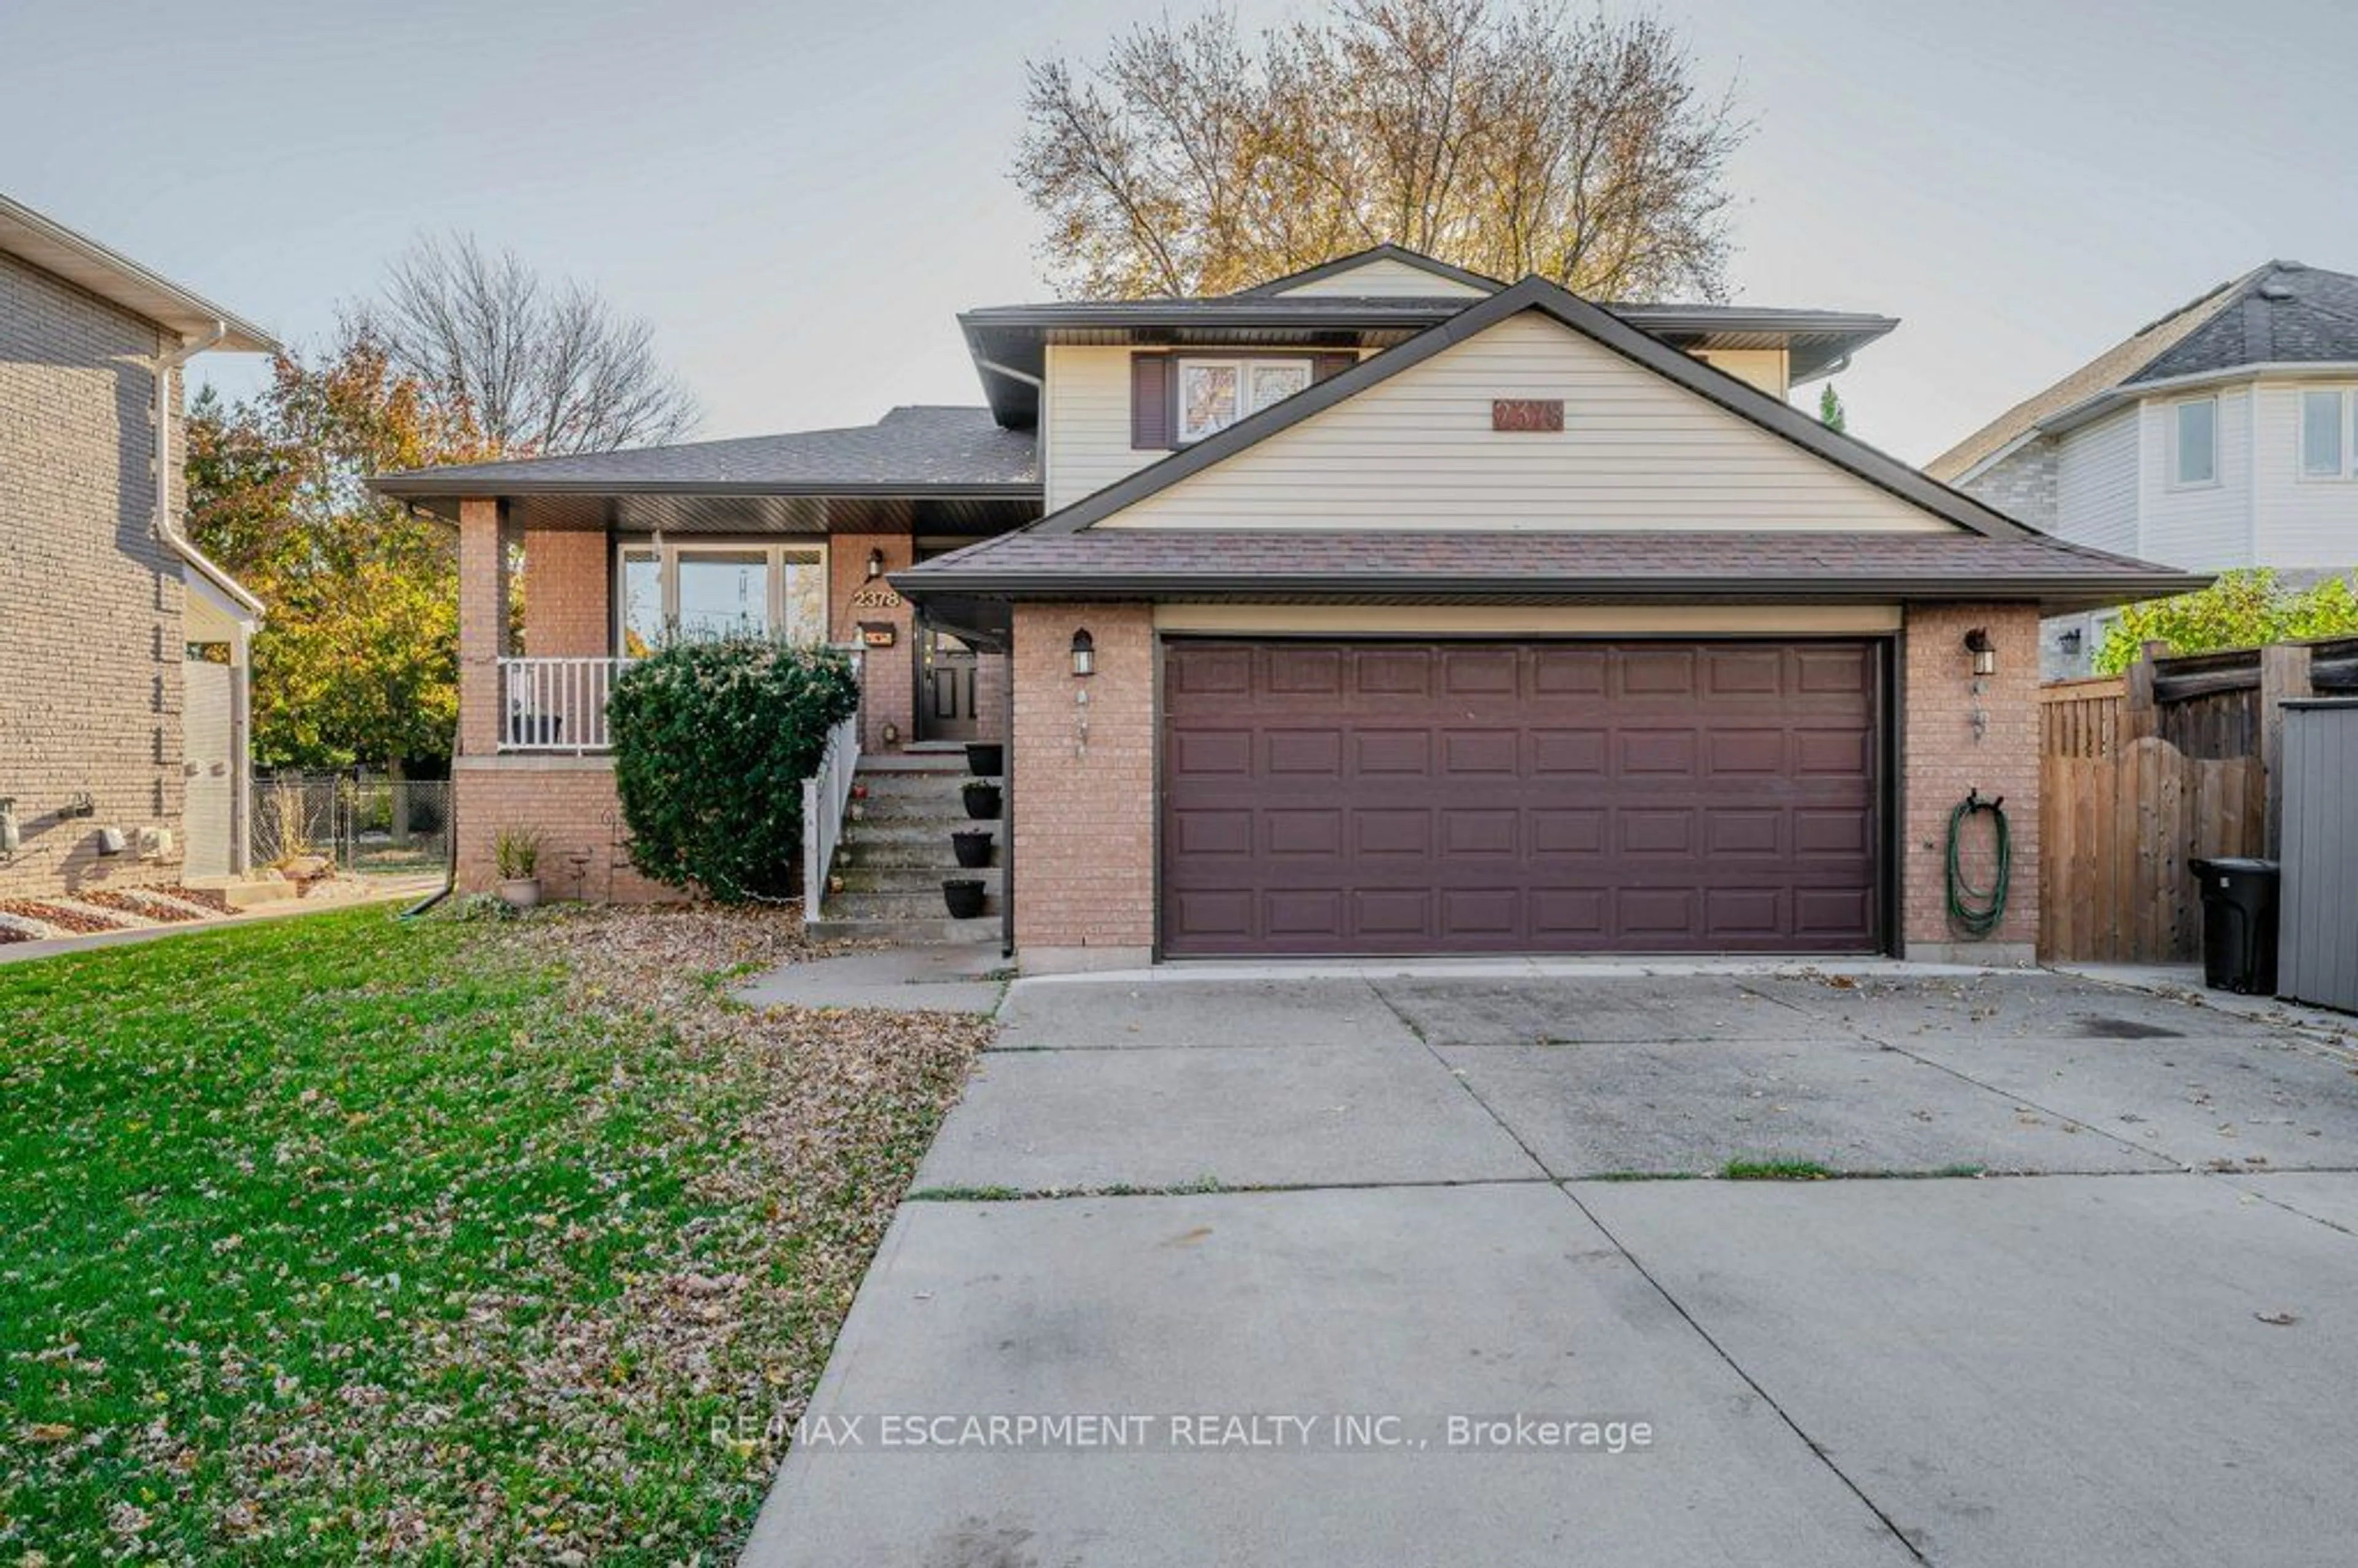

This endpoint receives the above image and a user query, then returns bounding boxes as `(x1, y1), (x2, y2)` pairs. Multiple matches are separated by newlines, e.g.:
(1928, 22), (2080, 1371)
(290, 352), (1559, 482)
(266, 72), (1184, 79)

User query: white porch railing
(499, 658), (632, 753)
(802, 711), (862, 922)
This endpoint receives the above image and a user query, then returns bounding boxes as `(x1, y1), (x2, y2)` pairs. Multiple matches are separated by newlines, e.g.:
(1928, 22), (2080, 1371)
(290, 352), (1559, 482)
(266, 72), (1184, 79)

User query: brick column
(831, 532), (915, 752)
(520, 527), (610, 657)
(456, 498), (507, 758)
(1901, 602), (2041, 961)
(1011, 602), (1155, 971)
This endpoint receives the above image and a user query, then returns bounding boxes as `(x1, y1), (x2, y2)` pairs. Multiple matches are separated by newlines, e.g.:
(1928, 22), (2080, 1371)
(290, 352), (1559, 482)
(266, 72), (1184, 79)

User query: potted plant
(964, 741), (1005, 778)
(942, 878), (987, 919)
(952, 828), (995, 868)
(962, 778), (1002, 820)
(494, 826), (543, 909)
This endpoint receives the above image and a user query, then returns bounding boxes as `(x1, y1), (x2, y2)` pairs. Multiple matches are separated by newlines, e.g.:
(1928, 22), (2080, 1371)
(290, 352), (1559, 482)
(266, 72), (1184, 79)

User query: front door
(919, 622), (981, 741)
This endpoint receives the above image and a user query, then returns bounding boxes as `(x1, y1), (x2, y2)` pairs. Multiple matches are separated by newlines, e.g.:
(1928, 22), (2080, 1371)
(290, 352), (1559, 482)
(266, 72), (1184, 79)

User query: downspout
(1000, 619), (1016, 962)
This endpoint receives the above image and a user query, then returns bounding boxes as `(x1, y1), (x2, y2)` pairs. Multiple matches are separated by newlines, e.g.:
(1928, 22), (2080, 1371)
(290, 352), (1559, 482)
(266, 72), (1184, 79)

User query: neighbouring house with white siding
(1930, 262), (2358, 678)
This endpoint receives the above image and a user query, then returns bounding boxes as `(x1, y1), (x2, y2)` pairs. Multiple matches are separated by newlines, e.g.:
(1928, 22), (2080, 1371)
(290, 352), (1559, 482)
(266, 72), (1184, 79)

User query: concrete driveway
(744, 969), (2358, 1567)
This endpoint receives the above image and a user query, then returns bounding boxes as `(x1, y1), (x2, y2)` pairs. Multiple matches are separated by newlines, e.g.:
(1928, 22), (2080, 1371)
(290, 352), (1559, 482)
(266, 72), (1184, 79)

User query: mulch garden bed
(0, 899), (121, 936)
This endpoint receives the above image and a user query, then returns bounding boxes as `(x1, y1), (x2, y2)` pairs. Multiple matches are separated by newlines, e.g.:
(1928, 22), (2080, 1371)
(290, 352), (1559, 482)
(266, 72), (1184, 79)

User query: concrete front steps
(807, 748), (1003, 947)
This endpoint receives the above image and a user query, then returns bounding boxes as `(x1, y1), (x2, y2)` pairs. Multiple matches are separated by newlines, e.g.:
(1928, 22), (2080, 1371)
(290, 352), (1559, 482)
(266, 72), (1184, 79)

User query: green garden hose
(1946, 791), (2012, 938)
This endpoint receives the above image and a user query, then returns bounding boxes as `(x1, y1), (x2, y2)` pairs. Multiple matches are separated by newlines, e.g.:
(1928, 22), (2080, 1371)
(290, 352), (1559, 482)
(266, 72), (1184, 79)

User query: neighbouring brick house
(375, 246), (2199, 968)
(0, 193), (276, 899)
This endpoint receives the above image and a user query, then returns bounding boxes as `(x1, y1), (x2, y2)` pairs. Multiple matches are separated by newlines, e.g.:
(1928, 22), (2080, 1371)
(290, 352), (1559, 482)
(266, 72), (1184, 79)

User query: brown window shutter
(1312, 352), (1357, 382)
(1130, 354), (1174, 449)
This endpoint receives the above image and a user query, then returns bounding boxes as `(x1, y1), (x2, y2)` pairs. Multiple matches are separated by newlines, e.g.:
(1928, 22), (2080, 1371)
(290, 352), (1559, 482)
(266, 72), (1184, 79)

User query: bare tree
(1015, 0), (1746, 301)
(358, 233), (698, 456)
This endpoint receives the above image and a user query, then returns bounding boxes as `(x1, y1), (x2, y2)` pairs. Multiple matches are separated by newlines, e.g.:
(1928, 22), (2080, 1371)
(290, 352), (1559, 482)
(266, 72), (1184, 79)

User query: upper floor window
(1177, 357), (1313, 443)
(2170, 397), (2216, 488)
(2301, 389), (2352, 479)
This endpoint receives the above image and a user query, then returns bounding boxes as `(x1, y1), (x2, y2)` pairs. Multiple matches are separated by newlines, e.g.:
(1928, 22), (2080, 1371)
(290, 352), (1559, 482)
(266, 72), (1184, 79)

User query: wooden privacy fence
(2032, 633), (2358, 961)
(2039, 735), (2261, 962)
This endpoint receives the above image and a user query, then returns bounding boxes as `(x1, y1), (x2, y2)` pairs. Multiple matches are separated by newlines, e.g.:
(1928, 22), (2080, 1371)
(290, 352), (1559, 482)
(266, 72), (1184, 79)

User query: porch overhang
(376, 486), (1041, 539)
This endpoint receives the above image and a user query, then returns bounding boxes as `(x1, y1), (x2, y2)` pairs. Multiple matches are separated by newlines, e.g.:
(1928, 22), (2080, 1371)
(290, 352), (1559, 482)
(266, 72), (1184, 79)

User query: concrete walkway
(733, 945), (1008, 1015)
(745, 968), (2358, 1566)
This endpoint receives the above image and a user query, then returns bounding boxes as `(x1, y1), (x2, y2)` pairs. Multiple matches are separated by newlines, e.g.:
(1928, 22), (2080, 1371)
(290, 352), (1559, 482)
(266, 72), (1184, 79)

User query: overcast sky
(3, 0), (2346, 465)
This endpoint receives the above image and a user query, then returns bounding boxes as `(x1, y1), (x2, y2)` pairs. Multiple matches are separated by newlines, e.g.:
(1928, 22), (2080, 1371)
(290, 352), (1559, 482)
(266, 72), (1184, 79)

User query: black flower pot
(952, 829), (995, 869)
(943, 879), (987, 919)
(963, 742), (1005, 778)
(962, 782), (1002, 820)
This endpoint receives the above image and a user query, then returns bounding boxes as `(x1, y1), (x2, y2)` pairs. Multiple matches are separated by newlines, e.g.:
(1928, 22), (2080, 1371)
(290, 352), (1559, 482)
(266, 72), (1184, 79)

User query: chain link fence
(252, 773), (452, 879)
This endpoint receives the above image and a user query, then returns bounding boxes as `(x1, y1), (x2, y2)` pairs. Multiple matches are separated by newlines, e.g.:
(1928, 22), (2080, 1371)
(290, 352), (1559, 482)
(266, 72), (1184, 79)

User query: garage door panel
(1264, 809), (1343, 856)
(1442, 809), (1518, 856)
(1618, 808), (1696, 856)
(1161, 640), (1882, 956)
(1354, 731), (1432, 775)
(1708, 809), (1785, 857)
(1795, 645), (1873, 694)
(1530, 808), (1608, 856)
(1530, 729), (1608, 775)
(1170, 728), (1253, 777)
(1167, 889), (1256, 945)
(1441, 648), (1520, 696)
(1618, 647), (1697, 696)
(1441, 729), (1520, 775)
(1172, 807), (1255, 858)
(1353, 889), (1432, 937)
(1617, 730), (1698, 776)
(1266, 889), (1344, 937)
(1353, 809), (1432, 856)
(1705, 887), (1788, 939)
(1703, 647), (1786, 697)
(1441, 888), (1520, 937)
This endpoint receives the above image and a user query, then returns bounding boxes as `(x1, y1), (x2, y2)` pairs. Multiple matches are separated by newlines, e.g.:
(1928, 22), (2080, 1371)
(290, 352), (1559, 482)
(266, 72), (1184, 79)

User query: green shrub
(607, 640), (861, 902)
(2095, 569), (2358, 673)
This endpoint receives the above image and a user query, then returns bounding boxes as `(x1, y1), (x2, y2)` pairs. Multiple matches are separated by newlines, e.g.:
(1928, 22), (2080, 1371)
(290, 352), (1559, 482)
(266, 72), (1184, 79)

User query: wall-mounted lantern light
(866, 547), (885, 580)
(1070, 628), (1095, 678)
(1964, 627), (1996, 678)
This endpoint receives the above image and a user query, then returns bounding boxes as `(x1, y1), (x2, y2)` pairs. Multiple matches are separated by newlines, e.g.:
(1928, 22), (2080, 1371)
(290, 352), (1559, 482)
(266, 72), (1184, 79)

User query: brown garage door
(1161, 639), (1885, 957)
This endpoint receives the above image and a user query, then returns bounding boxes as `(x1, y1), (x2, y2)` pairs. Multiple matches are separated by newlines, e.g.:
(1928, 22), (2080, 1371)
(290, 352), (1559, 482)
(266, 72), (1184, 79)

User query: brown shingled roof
(895, 529), (2205, 615)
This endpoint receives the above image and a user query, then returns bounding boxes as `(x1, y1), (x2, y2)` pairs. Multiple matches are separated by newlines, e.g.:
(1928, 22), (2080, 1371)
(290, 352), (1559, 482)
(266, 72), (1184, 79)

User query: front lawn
(0, 904), (987, 1564)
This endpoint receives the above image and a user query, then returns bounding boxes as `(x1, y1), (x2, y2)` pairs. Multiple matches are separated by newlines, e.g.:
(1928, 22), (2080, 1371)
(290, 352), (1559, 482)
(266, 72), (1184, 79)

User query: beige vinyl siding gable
(1097, 311), (1955, 533)
(1694, 347), (1789, 398)
(1043, 345), (1141, 511)
(1269, 257), (1490, 298)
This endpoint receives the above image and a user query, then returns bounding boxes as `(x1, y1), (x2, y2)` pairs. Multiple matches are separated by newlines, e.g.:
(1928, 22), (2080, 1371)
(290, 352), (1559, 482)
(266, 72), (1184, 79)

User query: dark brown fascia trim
(1024, 275), (2036, 541)
(1232, 244), (1506, 297)
(366, 476), (1041, 500)
(893, 567), (2214, 605)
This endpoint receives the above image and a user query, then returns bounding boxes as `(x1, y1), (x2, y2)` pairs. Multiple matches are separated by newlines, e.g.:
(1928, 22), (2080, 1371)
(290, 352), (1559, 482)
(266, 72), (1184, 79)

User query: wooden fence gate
(2040, 724), (2263, 963)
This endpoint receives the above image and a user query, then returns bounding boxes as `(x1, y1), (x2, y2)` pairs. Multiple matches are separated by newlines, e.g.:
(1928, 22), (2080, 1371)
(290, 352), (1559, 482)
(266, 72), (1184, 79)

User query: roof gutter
(155, 321), (265, 623)
(1789, 351), (1851, 391)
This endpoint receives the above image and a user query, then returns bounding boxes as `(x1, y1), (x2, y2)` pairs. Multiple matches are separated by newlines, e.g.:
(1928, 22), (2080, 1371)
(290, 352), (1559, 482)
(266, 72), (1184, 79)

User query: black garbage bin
(2190, 857), (2280, 995)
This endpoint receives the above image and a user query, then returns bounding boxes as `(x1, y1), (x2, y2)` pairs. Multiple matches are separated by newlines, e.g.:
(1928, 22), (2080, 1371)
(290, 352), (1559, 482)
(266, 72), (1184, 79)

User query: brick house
(374, 246), (2198, 967)
(0, 193), (276, 898)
